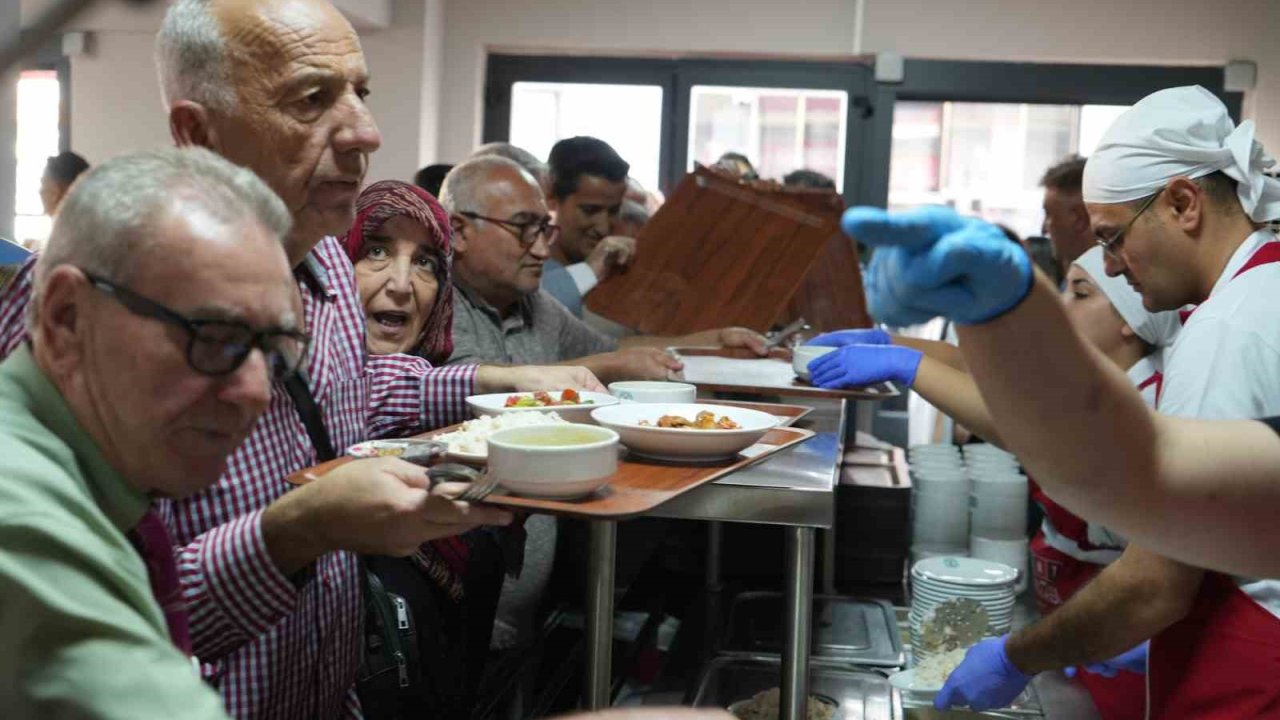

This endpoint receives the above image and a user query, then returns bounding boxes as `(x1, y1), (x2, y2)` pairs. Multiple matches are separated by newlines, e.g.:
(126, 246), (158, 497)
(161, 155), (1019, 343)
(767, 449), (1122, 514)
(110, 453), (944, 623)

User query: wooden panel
(287, 426), (817, 520)
(585, 167), (844, 335)
(673, 346), (898, 401)
(782, 231), (873, 332)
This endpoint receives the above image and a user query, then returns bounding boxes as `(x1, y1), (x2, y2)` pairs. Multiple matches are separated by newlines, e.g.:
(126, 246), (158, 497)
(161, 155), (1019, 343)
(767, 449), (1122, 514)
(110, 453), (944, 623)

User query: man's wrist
(1002, 633), (1039, 677)
(261, 489), (330, 576)
(474, 365), (512, 394)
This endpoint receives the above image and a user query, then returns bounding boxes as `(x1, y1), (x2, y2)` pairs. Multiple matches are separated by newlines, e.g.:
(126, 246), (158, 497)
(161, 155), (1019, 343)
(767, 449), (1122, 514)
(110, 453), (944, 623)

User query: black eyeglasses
(82, 270), (309, 382)
(458, 211), (560, 247)
(1096, 187), (1163, 261)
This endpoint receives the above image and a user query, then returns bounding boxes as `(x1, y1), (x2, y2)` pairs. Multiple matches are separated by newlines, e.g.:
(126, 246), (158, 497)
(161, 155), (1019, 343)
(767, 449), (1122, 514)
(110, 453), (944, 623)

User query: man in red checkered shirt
(0, 0), (603, 716)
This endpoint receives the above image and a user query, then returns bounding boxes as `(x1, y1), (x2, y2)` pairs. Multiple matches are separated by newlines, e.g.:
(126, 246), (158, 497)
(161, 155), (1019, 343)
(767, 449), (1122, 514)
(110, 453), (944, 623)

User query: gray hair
(618, 199), (650, 229)
(36, 147), (291, 300)
(439, 155), (539, 214)
(155, 0), (237, 112)
(469, 142), (549, 186)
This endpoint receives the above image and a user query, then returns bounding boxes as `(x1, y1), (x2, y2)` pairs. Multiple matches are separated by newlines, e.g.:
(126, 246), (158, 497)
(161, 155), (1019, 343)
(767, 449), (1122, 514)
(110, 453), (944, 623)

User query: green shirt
(0, 345), (230, 719)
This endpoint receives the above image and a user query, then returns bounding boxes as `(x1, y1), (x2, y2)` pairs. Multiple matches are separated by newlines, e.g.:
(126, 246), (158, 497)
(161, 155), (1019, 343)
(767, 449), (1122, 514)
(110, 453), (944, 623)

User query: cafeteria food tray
(672, 347), (898, 401)
(287, 425), (815, 520)
(722, 592), (905, 668)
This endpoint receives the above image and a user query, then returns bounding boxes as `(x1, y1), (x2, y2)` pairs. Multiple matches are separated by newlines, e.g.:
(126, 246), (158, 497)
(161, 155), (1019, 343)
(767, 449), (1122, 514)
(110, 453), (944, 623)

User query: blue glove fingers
(933, 673), (963, 710)
(843, 205), (971, 250)
(1064, 666), (1078, 679)
(866, 251), (947, 327)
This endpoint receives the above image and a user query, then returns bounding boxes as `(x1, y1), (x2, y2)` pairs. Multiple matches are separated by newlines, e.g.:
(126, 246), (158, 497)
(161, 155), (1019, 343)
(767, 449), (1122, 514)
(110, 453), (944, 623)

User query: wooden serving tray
(287, 426), (816, 520)
(673, 347), (898, 401)
(698, 399), (814, 427)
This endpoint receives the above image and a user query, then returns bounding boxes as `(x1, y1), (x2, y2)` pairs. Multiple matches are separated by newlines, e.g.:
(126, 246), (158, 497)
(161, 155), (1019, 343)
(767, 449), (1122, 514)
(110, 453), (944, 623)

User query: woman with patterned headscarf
(343, 179), (455, 362)
(342, 180), (504, 718)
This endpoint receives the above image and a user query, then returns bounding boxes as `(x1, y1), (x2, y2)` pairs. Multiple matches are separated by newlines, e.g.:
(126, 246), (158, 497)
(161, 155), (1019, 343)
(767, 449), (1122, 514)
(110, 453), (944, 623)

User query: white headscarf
(1073, 247), (1181, 360)
(1082, 85), (1280, 222)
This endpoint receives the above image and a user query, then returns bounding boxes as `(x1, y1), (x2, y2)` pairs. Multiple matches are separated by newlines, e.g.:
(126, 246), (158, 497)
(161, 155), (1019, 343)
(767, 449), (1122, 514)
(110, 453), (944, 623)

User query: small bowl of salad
(465, 389), (619, 424)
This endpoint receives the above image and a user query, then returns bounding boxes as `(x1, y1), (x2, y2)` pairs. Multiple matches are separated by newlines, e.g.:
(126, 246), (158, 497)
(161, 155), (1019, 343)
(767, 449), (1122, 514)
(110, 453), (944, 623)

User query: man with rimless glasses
(442, 156), (769, 385)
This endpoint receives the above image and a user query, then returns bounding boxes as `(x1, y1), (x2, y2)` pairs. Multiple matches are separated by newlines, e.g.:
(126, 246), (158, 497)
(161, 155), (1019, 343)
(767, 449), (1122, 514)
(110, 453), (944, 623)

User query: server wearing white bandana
(935, 86), (1280, 718)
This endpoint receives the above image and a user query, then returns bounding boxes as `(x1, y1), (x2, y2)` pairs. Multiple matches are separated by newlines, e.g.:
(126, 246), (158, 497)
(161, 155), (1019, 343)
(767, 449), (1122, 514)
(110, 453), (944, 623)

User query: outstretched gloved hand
(807, 344), (922, 389)
(845, 206), (1034, 327)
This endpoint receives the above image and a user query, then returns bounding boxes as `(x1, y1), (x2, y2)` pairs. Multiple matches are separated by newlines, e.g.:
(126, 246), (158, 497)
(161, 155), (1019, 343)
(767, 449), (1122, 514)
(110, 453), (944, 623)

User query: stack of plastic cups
(908, 444), (971, 564)
(963, 445), (1030, 593)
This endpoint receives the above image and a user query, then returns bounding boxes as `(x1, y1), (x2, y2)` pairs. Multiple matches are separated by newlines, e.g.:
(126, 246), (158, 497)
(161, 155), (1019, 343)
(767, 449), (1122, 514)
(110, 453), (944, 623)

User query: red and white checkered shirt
(0, 237), (476, 718)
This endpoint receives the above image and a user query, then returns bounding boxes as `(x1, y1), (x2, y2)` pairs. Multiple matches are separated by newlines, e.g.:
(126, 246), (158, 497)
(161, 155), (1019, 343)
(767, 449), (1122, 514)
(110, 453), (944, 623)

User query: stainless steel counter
(583, 398), (846, 720)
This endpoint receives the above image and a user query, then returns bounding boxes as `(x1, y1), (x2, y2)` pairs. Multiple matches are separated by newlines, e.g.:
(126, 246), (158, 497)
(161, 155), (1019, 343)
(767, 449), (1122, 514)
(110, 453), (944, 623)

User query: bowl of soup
(486, 423), (620, 498)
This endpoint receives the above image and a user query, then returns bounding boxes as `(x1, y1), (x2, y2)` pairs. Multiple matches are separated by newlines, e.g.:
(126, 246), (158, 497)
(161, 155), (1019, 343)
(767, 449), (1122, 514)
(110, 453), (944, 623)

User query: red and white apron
(1144, 239), (1280, 718)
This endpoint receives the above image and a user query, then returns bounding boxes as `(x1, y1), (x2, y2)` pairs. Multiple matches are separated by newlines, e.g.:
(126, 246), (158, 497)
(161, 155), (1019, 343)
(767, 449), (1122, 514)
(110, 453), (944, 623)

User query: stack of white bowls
(963, 445), (1030, 593)
(909, 556), (1020, 661)
(908, 444), (971, 562)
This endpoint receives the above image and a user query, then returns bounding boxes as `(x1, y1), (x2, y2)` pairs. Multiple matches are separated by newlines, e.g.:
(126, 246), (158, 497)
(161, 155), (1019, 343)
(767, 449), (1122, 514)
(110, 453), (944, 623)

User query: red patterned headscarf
(341, 180), (454, 364)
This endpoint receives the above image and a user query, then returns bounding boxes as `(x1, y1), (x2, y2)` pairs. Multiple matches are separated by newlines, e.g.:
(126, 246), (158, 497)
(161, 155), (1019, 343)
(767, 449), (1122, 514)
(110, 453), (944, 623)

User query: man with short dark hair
(1040, 155), (1092, 274)
(413, 163), (453, 197)
(542, 136), (638, 317)
(39, 151), (90, 216)
(783, 168), (836, 190)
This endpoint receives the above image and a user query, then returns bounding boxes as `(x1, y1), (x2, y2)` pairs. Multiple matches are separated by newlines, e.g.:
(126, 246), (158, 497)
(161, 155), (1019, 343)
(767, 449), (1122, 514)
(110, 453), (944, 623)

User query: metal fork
(428, 463), (502, 501)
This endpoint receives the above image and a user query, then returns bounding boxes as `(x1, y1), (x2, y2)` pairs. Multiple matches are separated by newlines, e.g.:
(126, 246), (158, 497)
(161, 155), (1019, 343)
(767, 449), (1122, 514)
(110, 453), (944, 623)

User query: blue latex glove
(934, 636), (1032, 712)
(845, 206), (1034, 327)
(1065, 642), (1149, 679)
(808, 344), (922, 389)
(805, 327), (891, 348)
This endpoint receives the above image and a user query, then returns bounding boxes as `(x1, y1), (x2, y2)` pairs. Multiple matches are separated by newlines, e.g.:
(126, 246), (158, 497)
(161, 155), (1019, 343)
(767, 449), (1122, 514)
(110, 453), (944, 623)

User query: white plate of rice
(432, 411), (569, 463)
(888, 646), (969, 700)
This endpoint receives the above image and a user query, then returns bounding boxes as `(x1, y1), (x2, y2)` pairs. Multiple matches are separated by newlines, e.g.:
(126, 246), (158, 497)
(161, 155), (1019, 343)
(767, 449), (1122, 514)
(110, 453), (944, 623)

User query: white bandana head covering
(1082, 85), (1280, 222)
(1073, 246), (1181, 358)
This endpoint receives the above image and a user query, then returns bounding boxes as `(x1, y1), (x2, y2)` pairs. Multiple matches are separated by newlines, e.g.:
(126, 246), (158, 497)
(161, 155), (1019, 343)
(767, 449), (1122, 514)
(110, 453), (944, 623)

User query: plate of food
(346, 439), (447, 466)
(589, 402), (779, 461)
(431, 411), (570, 464)
(466, 389), (618, 424)
(888, 646), (969, 702)
(727, 687), (840, 720)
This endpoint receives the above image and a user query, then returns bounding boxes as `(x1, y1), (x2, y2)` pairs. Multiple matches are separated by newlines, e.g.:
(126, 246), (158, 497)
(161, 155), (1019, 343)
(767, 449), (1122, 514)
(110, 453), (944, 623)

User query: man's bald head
(159, 0), (381, 265)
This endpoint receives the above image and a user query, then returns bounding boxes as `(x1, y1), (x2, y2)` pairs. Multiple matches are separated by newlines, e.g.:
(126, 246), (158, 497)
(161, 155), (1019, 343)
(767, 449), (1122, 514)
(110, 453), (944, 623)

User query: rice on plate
(434, 411), (568, 459)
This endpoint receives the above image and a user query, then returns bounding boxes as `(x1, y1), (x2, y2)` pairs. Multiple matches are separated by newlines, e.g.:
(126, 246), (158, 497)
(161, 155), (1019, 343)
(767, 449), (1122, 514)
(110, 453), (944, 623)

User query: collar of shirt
(453, 279), (535, 333)
(1208, 229), (1278, 298)
(0, 345), (149, 532)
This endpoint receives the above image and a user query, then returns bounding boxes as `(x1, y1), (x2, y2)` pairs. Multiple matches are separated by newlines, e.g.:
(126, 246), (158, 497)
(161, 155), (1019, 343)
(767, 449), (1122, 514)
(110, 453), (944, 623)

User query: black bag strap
(284, 369), (337, 462)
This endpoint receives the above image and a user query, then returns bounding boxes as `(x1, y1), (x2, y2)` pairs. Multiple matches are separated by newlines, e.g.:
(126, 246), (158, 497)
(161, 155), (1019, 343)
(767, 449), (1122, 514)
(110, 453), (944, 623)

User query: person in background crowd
(471, 141), (551, 195)
(846, 85), (1280, 720)
(39, 151), (90, 216)
(0, 0), (601, 716)
(1023, 234), (1065, 287)
(783, 168), (836, 190)
(442, 156), (767, 382)
(413, 163), (453, 198)
(625, 175), (664, 215)
(541, 137), (638, 317)
(1040, 155), (1092, 275)
(611, 199), (650, 239)
(714, 151), (758, 180)
(806, 245), (1180, 718)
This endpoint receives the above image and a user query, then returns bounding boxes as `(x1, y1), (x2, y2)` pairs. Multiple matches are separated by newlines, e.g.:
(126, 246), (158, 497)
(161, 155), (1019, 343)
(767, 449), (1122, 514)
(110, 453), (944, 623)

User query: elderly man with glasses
(0, 147), (511, 718)
(0, 0), (599, 716)
(442, 156), (767, 384)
